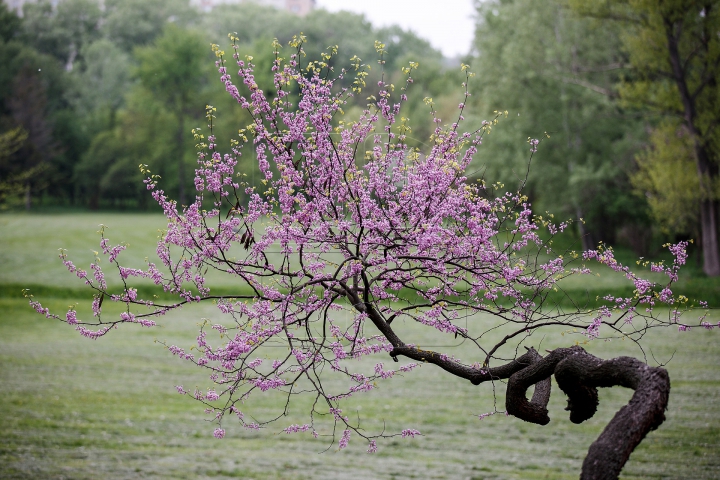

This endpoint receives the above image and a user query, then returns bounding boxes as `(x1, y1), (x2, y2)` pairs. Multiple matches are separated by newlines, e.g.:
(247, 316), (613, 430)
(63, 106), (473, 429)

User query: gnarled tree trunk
(505, 346), (670, 480)
(390, 345), (670, 479)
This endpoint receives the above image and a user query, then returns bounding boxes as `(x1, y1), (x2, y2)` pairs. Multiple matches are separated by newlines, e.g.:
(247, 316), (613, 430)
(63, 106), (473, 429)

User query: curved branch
(389, 345), (551, 388)
(506, 347), (580, 424)
(556, 353), (670, 480)
(505, 346), (670, 480)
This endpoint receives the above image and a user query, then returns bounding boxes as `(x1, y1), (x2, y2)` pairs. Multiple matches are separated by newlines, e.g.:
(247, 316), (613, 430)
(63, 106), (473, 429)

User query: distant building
(4, 0), (61, 16)
(284, 0), (313, 16)
(190, 0), (315, 15)
(3, 0), (23, 14)
(4, 0), (315, 16)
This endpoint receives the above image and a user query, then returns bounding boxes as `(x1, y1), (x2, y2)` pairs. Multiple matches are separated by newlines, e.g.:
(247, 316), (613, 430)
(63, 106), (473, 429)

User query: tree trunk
(89, 191), (99, 210)
(692, 128), (719, 276)
(576, 206), (597, 252)
(505, 346), (670, 480)
(391, 343), (670, 479)
(699, 198), (720, 276)
(176, 111), (186, 208)
(557, 355), (669, 480)
(665, 19), (720, 276)
(24, 182), (31, 211)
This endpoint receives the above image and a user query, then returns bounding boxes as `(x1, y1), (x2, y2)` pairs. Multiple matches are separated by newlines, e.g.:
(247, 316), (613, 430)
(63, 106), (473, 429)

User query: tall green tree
(20, 0), (102, 71)
(103, 0), (196, 52)
(630, 121), (702, 237)
(73, 85), (176, 210)
(6, 64), (58, 209)
(0, 126), (35, 209)
(570, 0), (720, 274)
(471, 0), (649, 252)
(134, 24), (209, 206)
(0, 5), (73, 209)
(0, 2), (21, 43)
(67, 39), (132, 127)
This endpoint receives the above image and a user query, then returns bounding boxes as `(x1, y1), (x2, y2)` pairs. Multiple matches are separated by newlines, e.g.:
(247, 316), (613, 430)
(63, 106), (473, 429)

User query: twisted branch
(506, 346), (670, 480)
(390, 345), (670, 479)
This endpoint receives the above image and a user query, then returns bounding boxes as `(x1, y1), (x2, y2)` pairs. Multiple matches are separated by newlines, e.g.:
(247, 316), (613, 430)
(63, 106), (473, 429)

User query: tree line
(1, 0), (718, 275)
(0, 0), (453, 209)
(471, 0), (719, 276)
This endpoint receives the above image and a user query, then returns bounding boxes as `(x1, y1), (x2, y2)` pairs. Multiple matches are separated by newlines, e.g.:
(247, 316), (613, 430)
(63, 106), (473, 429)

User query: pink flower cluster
(30, 38), (710, 451)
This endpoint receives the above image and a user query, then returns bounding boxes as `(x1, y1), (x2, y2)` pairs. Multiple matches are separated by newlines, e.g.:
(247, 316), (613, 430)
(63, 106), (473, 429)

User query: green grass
(1, 213), (720, 478)
(0, 213), (163, 287)
(2, 213), (718, 306)
(1, 297), (719, 479)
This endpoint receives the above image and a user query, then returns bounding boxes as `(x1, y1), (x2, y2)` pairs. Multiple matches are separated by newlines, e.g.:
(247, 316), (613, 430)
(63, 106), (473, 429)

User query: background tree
(1, 2), (90, 208)
(0, 126), (34, 207)
(197, 3), (454, 202)
(4, 0), (712, 283)
(67, 39), (132, 126)
(77, 86), (175, 209)
(570, 0), (720, 275)
(134, 24), (209, 207)
(4, 60), (63, 209)
(102, 0), (196, 53)
(8, 68), (52, 209)
(0, 1), (461, 210)
(20, 0), (102, 71)
(470, 0), (650, 253)
(199, 3), (449, 108)
(631, 121), (702, 239)
(29, 39), (710, 480)
(0, 1), (20, 43)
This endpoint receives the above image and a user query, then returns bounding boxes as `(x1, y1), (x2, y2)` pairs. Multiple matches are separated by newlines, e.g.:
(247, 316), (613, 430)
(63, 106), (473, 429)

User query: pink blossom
(30, 39), (709, 454)
(338, 429), (351, 450)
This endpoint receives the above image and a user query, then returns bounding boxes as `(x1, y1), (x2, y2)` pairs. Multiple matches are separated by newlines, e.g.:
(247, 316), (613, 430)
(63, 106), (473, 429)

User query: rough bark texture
(699, 198), (720, 276)
(567, 356), (670, 480)
(389, 341), (670, 479)
(504, 346), (670, 480)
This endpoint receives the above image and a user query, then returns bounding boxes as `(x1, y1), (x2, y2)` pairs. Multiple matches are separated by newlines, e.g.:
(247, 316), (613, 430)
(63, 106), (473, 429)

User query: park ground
(0, 213), (718, 479)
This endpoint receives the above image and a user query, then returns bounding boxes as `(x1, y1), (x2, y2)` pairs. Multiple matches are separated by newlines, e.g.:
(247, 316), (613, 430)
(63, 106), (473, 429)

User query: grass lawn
(0, 213), (168, 288)
(1, 213), (719, 479)
(2, 213), (719, 305)
(1, 298), (719, 479)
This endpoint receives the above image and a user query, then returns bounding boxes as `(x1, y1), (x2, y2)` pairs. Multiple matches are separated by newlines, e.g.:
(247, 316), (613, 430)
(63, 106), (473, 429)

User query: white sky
(314, 0), (477, 58)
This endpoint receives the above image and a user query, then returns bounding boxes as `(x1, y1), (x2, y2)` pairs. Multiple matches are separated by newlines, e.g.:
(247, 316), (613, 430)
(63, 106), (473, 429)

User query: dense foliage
(470, 0), (649, 252)
(569, 0), (720, 275)
(0, 0), (453, 211)
(2, 0), (717, 271)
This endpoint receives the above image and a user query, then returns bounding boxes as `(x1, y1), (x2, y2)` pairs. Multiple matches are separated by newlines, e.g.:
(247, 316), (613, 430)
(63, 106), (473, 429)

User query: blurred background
(0, 0), (718, 272)
(1, 3), (719, 478)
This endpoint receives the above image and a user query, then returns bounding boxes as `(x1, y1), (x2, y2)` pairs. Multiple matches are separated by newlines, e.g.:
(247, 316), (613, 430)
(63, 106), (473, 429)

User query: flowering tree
(28, 37), (712, 480)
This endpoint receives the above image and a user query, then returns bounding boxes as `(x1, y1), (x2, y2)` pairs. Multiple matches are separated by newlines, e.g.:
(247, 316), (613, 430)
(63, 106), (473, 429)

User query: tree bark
(572, 357), (669, 480)
(176, 107), (187, 208)
(505, 346), (670, 480)
(699, 198), (720, 276)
